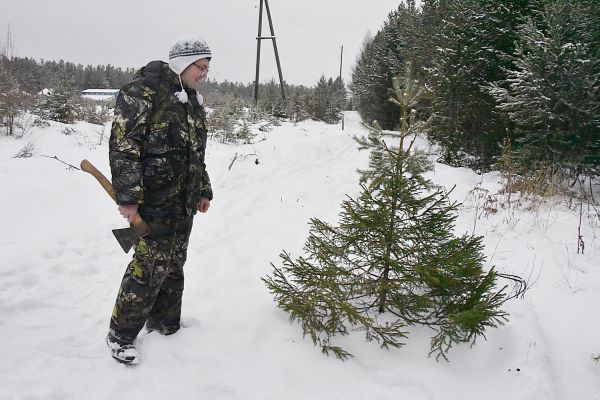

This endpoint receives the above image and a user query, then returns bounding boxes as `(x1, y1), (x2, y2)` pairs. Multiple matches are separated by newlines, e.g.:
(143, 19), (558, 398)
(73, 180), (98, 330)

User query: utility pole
(254, 0), (286, 103)
(340, 45), (345, 131)
(339, 45), (343, 81)
(253, 0), (264, 103)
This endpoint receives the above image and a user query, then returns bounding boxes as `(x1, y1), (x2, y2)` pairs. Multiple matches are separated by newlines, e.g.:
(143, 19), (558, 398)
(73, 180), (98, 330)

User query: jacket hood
(133, 60), (180, 90)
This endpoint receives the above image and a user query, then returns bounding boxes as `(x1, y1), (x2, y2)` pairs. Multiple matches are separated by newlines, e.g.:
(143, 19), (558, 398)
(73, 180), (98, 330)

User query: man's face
(181, 58), (210, 89)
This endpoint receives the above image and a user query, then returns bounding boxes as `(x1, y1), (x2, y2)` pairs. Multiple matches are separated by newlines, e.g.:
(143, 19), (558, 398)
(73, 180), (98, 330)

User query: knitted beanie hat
(168, 35), (212, 75)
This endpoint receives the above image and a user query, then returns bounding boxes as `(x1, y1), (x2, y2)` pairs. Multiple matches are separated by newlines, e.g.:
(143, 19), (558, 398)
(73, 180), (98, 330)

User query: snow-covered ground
(0, 112), (598, 400)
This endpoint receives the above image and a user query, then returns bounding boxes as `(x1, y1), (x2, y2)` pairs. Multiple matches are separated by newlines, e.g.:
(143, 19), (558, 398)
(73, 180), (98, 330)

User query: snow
(0, 112), (599, 400)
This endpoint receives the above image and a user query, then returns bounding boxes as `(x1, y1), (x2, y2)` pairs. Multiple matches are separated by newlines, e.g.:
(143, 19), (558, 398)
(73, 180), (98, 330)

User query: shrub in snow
(33, 118), (50, 128)
(61, 126), (77, 136)
(12, 141), (36, 158)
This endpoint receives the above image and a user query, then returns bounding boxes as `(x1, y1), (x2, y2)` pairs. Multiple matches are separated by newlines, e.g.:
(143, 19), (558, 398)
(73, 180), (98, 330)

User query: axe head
(112, 221), (151, 253)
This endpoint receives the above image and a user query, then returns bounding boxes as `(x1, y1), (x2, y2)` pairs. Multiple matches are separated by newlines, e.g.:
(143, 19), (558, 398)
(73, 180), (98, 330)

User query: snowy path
(0, 112), (599, 400)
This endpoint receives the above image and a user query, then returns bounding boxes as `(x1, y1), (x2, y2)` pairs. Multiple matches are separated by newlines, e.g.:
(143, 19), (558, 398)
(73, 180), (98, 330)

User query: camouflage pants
(109, 218), (193, 344)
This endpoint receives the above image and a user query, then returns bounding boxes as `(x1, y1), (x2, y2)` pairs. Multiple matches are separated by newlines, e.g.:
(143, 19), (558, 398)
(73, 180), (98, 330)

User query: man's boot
(106, 334), (139, 365)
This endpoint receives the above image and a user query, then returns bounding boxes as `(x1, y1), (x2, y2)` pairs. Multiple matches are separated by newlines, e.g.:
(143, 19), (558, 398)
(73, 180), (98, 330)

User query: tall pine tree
(351, 2), (420, 129)
(351, 31), (399, 129)
(0, 58), (30, 136)
(425, 0), (531, 170)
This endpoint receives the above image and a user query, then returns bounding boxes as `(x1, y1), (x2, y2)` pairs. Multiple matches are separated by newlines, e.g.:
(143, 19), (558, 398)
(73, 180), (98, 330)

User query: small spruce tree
(37, 69), (79, 124)
(263, 64), (509, 361)
(236, 116), (254, 144)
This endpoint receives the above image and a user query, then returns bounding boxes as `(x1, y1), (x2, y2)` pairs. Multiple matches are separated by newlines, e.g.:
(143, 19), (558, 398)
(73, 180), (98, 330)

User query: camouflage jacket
(109, 60), (212, 224)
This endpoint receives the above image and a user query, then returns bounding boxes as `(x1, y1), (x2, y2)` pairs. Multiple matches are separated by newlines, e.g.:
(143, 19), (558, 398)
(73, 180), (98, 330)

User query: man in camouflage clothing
(106, 35), (213, 365)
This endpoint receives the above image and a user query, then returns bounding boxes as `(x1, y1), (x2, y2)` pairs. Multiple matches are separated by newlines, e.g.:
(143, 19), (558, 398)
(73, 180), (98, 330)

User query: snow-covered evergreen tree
(258, 79), (287, 118)
(208, 97), (244, 143)
(425, 0), (532, 170)
(286, 90), (311, 124)
(37, 69), (79, 124)
(0, 59), (30, 136)
(489, 0), (600, 179)
(310, 76), (346, 124)
(351, 2), (420, 129)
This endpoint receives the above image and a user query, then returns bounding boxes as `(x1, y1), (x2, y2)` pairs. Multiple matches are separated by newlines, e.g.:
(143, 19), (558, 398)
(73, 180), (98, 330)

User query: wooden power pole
(340, 45), (345, 131)
(339, 45), (343, 81)
(254, 0), (286, 103)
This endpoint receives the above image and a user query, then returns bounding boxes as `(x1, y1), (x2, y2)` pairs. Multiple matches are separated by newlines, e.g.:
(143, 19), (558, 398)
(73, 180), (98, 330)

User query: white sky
(0, 0), (411, 86)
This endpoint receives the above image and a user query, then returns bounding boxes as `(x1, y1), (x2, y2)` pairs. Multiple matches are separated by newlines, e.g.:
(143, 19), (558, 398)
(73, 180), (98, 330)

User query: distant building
(81, 89), (119, 101)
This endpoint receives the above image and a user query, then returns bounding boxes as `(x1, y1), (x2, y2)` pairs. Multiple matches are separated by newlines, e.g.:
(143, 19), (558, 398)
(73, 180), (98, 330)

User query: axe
(80, 159), (150, 253)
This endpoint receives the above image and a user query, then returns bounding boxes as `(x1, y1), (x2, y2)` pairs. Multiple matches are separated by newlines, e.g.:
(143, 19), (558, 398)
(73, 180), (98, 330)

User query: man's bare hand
(198, 197), (210, 213)
(118, 204), (138, 223)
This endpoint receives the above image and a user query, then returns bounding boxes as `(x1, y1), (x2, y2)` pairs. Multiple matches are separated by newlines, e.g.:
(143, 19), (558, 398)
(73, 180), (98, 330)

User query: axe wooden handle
(80, 159), (116, 201)
(80, 159), (144, 226)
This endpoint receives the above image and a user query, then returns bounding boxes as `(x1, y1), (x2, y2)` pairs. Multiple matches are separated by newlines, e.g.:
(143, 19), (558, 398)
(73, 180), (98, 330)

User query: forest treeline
(1, 57), (135, 93)
(351, 0), (599, 187)
(0, 52), (346, 137)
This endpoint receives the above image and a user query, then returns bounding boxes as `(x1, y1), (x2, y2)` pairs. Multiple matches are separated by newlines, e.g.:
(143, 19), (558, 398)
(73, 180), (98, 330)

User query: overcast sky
(0, 0), (410, 86)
